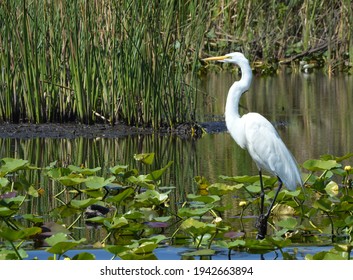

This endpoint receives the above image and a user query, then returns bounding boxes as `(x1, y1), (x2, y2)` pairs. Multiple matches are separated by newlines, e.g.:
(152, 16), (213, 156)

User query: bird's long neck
(225, 61), (253, 120)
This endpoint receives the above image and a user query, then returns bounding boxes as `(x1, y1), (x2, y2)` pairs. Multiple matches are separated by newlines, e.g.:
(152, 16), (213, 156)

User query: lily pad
(207, 183), (243, 196)
(68, 165), (101, 175)
(178, 207), (211, 218)
(187, 194), (220, 204)
(0, 227), (42, 241)
(277, 217), (298, 230)
(70, 198), (99, 209)
(148, 161), (173, 181)
(107, 188), (135, 204)
(85, 176), (115, 190)
(0, 158), (29, 176)
(45, 232), (86, 255)
(127, 175), (155, 189)
(180, 218), (216, 236)
(134, 153), (155, 165)
(134, 190), (169, 206)
(109, 165), (129, 175)
(303, 159), (341, 171)
(0, 177), (9, 188)
(182, 249), (216, 256)
(57, 175), (88, 186)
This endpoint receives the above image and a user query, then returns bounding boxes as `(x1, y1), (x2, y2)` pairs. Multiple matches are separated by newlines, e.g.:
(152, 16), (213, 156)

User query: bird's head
(203, 52), (249, 66)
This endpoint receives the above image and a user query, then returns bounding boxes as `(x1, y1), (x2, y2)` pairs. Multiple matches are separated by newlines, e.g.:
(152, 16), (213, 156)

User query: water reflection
(1, 71), (352, 243)
(1, 71), (352, 191)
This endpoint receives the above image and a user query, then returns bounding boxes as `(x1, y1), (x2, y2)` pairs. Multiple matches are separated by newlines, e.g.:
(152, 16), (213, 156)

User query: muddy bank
(0, 122), (227, 139)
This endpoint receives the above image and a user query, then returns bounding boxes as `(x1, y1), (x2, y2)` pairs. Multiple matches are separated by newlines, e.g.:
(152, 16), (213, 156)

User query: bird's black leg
(256, 176), (283, 240)
(265, 177), (283, 219)
(256, 170), (267, 239)
(258, 170), (265, 215)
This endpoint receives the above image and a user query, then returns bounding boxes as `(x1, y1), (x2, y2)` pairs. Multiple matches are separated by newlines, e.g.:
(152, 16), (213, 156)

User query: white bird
(203, 52), (302, 239)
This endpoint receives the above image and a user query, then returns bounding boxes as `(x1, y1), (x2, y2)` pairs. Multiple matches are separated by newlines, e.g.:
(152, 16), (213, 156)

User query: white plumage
(204, 52), (302, 238)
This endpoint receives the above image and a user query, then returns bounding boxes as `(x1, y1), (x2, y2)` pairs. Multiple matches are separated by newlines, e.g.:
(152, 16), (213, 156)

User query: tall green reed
(0, 0), (207, 127)
(0, 1), (352, 126)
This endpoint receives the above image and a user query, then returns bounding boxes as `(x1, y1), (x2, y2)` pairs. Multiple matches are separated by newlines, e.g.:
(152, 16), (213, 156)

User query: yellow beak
(203, 55), (230, 61)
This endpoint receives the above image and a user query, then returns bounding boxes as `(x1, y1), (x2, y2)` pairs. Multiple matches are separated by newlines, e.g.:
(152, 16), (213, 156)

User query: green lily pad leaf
(22, 214), (44, 223)
(0, 177), (9, 188)
(0, 207), (15, 217)
(220, 175), (269, 183)
(303, 159), (341, 171)
(127, 175), (155, 189)
(118, 251), (157, 260)
(2, 195), (26, 208)
(123, 210), (145, 220)
(0, 227), (42, 242)
(226, 239), (246, 249)
(20, 227), (42, 239)
(148, 161), (173, 181)
(0, 158), (29, 176)
(282, 189), (301, 197)
(334, 244), (353, 253)
(45, 233), (86, 254)
(57, 175), (87, 186)
(207, 183), (243, 195)
(0, 248), (28, 260)
(325, 181), (339, 197)
(105, 245), (128, 256)
(46, 240), (86, 255)
(109, 165), (129, 175)
(313, 198), (332, 212)
(344, 216), (353, 226)
(85, 216), (107, 224)
(134, 153), (155, 165)
(180, 218), (216, 236)
(178, 207), (211, 218)
(53, 205), (80, 218)
(135, 190), (169, 206)
(187, 194), (220, 204)
(140, 234), (167, 244)
(107, 188), (135, 204)
(46, 167), (71, 179)
(70, 198), (99, 209)
(277, 217), (298, 230)
(28, 186), (39, 197)
(72, 252), (96, 260)
(245, 184), (261, 193)
(85, 176), (115, 190)
(152, 216), (172, 223)
(306, 250), (347, 260)
(104, 216), (128, 230)
(40, 222), (71, 235)
(245, 238), (276, 254)
(321, 153), (353, 163)
(133, 242), (158, 254)
(45, 232), (68, 245)
(268, 237), (292, 248)
(182, 249), (216, 256)
(68, 165), (101, 175)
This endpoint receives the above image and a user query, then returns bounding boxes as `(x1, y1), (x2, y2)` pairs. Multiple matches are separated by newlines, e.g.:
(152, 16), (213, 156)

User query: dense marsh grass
(0, 0), (352, 126)
(0, 0), (208, 125)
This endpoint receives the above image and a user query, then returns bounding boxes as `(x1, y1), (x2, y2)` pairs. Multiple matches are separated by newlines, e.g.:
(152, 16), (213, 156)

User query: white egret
(204, 52), (302, 239)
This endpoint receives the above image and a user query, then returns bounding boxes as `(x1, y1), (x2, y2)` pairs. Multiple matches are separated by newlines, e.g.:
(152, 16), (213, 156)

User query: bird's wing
(242, 113), (301, 190)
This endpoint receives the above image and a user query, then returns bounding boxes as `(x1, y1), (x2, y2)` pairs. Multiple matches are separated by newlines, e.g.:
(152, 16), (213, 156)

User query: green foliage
(1, 153), (353, 259)
(1, 1), (352, 126)
(0, 1), (207, 127)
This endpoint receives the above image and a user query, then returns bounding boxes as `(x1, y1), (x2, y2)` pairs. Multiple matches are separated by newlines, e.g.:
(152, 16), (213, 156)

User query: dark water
(1, 71), (353, 259)
(2, 71), (352, 186)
